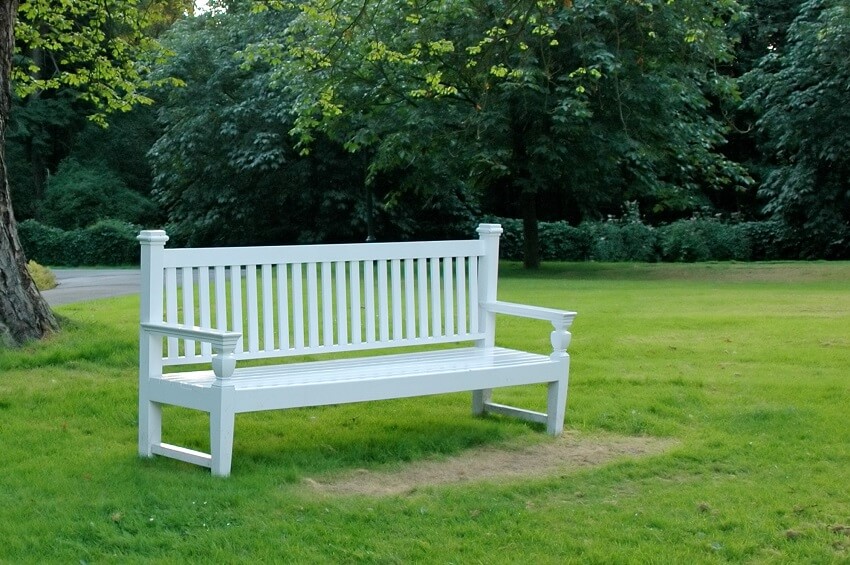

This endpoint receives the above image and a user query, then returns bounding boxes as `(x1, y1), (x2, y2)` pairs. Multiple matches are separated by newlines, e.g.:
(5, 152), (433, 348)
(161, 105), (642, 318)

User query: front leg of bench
(476, 301), (576, 435)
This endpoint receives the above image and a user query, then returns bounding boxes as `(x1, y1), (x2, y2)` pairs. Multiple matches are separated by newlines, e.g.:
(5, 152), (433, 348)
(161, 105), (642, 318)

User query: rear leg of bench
(471, 388), (492, 416)
(139, 399), (162, 457)
(210, 408), (236, 477)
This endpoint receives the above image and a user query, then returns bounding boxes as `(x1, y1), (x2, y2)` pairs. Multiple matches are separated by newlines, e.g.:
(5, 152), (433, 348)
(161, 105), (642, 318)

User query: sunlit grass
(1, 262), (849, 562)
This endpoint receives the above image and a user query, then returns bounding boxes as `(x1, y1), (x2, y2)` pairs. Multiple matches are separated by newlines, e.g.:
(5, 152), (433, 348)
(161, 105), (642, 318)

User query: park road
(42, 269), (141, 306)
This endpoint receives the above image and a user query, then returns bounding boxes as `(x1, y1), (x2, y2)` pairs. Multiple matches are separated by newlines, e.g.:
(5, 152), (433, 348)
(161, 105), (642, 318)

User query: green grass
(1, 262), (849, 562)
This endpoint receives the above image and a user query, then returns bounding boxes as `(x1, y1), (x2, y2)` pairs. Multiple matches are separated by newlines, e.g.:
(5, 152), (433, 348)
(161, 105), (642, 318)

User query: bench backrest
(139, 224), (504, 367)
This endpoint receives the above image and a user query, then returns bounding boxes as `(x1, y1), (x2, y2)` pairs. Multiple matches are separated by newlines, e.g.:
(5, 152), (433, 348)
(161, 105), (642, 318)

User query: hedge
(481, 216), (830, 262)
(19, 219), (140, 266)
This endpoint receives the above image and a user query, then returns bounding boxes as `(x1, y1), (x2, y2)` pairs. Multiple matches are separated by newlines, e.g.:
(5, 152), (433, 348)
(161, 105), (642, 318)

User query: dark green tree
(745, 0), (850, 257)
(0, 0), (176, 346)
(258, 0), (749, 267)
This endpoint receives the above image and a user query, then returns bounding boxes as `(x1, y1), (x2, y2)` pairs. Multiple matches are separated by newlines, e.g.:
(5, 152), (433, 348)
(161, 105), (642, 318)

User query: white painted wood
(404, 259), (415, 339)
(199, 267), (212, 357)
(165, 267), (179, 359)
(321, 262), (333, 346)
(230, 266), (244, 353)
(429, 257), (441, 337)
(364, 260), (375, 343)
(468, 257), (478, 334)
(417, 258), (428, 338)
(246, 265), (259, 353)
(261, 264), (274, 352)
(214, 266), (227, 331)
(137, 223), (575, 477)
(181, 267), (196, 358)
(151, 443), (212, 468)
(292, 263), (304, 349)
(349, 260), (362, 344)
(161, 239), (484, 269)
(443, 257), (454, 336)
(276, 264), (290, 350)
(455, 257), (467, 335)
(377, 259), (389, 341)
(391, 259), (402, 341)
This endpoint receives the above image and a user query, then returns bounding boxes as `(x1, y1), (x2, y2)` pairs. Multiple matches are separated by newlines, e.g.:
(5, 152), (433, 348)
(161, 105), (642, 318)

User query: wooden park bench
(137, 224), (576, 476)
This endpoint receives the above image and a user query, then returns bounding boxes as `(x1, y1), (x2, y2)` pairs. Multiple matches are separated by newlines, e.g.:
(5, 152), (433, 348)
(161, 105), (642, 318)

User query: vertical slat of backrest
(165, 267), (179, 358)
(468, 257), (479, 334)
(404, 259), (415, 339)
(261, 264), (274, 351)
(377, 259), (390, 341)
(181, 267), (196, 358)
(214, 266), (227, 332)
(230, 266), (244, 353)
(417, 258), (429, 338)
(321, 262), (334, 346)
(292, 263), (305, 349)
(456, 257), (467, 335)
(364, 260), (376, 343)
(335, 261), (348, 345)
(276, 264), (290, 350)
(307, 262), (320, 347)
(429, 257), (441, 336)
(199, 267), (212, 357)
(390, 259), (402, 340)
(443, 257), (455, 335)
(349, 260), (362, 344)
(246, 265), (259, 353)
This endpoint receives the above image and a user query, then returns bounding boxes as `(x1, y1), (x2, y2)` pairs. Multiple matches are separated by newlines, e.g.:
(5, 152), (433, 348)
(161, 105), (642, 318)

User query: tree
(253, 0), (748, 267)
(745, 0), (850, 257)
(0, 0), (175, 347)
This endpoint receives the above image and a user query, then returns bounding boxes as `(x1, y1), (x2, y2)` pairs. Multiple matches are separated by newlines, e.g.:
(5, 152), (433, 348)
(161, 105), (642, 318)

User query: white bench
(138, 224), (576, 476)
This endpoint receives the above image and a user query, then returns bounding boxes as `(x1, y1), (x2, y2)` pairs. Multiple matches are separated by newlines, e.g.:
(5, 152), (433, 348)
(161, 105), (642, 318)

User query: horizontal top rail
(161, 239), (485, 269)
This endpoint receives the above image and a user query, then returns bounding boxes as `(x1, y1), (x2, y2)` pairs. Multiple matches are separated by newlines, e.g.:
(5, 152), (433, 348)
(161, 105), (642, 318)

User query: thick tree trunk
(0, 0), (59, 347)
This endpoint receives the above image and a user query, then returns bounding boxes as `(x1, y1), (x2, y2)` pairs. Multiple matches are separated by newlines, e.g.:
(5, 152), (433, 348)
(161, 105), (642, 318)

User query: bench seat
(153, 347), (559, 409)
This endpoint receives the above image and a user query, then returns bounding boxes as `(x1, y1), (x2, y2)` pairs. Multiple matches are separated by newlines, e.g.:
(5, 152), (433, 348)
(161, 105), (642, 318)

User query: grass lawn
(1, 261), (848, 562)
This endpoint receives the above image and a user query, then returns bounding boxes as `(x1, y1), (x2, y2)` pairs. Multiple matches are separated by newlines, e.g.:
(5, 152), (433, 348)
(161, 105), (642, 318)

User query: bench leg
(139, 400), (162, 457)
(546, 378), (569, 435)
(210, 408), (236, 477)
(472, 389), (492, 416)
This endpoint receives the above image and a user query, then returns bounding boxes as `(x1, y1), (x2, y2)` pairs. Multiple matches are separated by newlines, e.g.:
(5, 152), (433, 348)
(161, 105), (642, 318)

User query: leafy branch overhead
(13, 0), (183, 124)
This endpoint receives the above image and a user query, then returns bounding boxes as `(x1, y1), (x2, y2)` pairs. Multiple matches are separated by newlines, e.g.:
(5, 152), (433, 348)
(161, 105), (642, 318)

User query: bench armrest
(484, 301), (577, 327)
(484, 301), (576, 358)
(141, 323), (242, 381)
(141, 322), (242, 351)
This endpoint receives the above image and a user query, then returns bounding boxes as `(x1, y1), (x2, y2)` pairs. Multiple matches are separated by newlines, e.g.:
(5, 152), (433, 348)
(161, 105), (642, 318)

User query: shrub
(27, 261), (57, 291)
(657, 220), (712, 262)
(38, 158), (155, 230)
(19, 219), (139, 266)
(18, 219), (68, 265)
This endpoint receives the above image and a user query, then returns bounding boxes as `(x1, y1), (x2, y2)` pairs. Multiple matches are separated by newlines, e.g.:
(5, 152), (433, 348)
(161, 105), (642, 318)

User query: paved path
(42, 269), (141, 306)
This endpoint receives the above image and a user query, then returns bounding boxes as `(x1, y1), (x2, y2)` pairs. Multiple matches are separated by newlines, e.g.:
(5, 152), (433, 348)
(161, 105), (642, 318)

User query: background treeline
(8, 0), (849, 265)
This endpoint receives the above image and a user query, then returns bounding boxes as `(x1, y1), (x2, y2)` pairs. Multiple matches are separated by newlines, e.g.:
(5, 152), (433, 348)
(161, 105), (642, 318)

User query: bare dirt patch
(304, 433), (677, 496)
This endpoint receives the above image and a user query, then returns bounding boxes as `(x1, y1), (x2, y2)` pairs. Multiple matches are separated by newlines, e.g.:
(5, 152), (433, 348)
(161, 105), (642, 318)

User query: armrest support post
(550, 322), (572, 360)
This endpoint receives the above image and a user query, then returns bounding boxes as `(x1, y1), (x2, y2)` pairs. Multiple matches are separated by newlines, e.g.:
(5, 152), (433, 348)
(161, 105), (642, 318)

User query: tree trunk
(509, 96), (540, 269)
(0, 0), (59, 347)
(520, 190), (540, 269)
